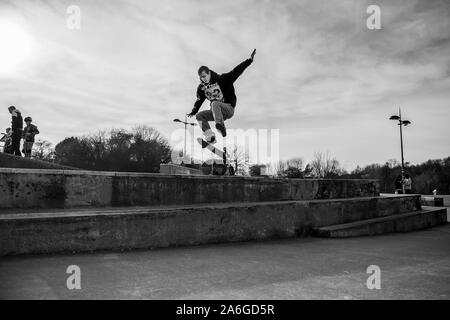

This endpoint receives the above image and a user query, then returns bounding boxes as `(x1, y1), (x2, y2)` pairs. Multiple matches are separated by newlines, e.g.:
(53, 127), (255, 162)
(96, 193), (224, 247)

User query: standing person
(0, 128), (12, 153)
(8, 106), (23, 156)
(403, 174), (412, 194)
(22, 117), (40, 158)
(394, 175), (403, 194)
(187, 49), (256, 147)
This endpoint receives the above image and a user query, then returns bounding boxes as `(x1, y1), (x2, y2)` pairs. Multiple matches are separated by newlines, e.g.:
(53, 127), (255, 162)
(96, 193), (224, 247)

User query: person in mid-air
(187, 49), (256, 147)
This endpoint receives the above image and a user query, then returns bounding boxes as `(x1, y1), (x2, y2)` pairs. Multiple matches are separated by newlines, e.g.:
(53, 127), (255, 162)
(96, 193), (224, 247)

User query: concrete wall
(0, 168), (379, 210)
(0, 195), (420, 255)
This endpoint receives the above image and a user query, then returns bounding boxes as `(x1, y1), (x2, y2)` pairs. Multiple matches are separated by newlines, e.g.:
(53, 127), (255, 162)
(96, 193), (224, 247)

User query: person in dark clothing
(22, 117), (40, 158)
(394, 175), (403, 194)
(8, 106), (23, 156)
(187, 49), (256, 146)
(0, 128), (12, 153)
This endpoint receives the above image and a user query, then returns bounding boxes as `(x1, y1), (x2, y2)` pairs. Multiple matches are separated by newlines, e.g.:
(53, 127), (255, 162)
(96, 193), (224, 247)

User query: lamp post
(389, 107), (411, 194)
(173, 115), (197, 158)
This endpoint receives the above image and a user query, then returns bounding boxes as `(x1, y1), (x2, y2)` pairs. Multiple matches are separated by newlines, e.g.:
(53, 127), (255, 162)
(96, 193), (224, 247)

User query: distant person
(8, 106), (23, 156)
(0, 128), (12, 153)
(403, 174), (412, 194)
(22, 117), (40, 158)
(394, 175), (403, 194)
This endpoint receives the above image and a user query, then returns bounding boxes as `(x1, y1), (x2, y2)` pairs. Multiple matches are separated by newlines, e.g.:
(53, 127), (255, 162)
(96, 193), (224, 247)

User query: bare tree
(309, 151), (344, 178)
(286, 157), (304, 170)
(386, 158), (400, 169)
(54, 125), (171, 172)
(273, 157), (304, 178)
(274, 160), (288, 177)
(32, 139), (55, 161)
(229, 145), (250, 175)
(87, 130), (108, 163)
(132, 125), (165, 142)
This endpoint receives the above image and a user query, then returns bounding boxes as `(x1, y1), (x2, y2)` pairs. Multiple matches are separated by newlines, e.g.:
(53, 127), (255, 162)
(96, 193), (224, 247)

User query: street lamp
(173, 115), (197, 158)
(389, 107), (411, 194)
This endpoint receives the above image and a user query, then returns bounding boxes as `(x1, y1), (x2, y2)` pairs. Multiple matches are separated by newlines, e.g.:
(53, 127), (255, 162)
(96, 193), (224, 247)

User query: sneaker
(207, 135), (216, 144)
(215, 123), (227, 137)
(199, 139), (209, 148)
(198, 136), (216, 148)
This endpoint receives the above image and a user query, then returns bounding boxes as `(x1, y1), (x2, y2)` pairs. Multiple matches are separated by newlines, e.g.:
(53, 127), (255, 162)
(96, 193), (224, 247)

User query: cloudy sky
(0, 0), (449, 169)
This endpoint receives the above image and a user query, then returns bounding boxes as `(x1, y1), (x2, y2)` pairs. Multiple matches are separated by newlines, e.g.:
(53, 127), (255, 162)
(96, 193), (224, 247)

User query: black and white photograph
(0, 0), (449, 308)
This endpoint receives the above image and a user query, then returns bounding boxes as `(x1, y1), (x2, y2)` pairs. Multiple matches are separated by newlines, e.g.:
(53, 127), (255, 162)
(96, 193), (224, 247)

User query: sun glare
(0, 19), (35, 76)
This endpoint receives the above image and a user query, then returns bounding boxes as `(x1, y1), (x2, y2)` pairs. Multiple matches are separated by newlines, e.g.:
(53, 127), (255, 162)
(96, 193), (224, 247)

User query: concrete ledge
(0, 195), (419, 255)
(421, 196), (444, 207)
(0, 168), (380, 210)
(159, 164), (203, 175)
(313, 207), (447, 238)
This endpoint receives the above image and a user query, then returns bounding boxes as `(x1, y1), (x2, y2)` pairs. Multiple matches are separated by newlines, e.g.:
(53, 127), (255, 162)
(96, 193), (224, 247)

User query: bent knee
(210, 101), (220, 109)
(195, 113), (203, 121)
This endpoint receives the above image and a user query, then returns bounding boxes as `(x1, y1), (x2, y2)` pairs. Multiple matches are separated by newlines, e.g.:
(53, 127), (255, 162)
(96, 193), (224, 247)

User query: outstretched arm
(187, 86), (206, 117)
(223, 49), (256, 83)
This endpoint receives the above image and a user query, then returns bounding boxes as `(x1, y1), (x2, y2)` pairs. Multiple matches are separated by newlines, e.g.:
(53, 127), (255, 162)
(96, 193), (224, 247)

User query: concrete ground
(1, 223), (449, 300)
(1, 196), (449, 300)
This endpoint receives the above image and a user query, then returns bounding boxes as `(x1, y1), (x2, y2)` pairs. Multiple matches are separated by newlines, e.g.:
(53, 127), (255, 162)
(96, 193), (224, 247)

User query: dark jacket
(11, 109), (23, 131)
(22, 124), (40, 142)
(394, 177), (403, 190)
(191, 59), (253, 115)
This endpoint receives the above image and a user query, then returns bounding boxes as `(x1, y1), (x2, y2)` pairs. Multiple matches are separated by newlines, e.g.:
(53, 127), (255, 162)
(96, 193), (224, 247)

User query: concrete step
(0, 168), (379, 210)
(0, 195), (421, 255)
(313, 206), (448, 238)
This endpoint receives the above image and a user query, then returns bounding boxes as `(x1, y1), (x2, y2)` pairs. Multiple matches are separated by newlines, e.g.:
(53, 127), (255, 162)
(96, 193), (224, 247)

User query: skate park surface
(1, 223), (449, 299)
(0, 164), (448, 299)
